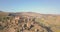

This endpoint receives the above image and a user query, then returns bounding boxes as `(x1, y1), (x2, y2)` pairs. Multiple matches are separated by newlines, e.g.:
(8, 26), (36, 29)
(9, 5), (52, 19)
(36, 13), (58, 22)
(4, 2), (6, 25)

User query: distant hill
(0, 11), (3, 12)
(0, 11), (9, 16)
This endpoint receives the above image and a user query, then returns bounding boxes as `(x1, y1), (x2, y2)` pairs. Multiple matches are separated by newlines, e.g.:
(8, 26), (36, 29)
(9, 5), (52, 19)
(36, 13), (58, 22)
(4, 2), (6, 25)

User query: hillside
(0, 12), (60, 32)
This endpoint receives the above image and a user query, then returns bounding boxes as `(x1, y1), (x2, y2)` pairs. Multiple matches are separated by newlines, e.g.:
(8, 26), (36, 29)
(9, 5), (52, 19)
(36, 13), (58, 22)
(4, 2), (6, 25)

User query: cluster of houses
(13, 16), (47, 32)
(7, 13), (52, 32)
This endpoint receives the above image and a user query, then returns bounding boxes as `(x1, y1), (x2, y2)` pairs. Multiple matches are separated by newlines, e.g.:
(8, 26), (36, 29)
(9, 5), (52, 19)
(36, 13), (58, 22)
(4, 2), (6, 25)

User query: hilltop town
(0, 12), (60, 32)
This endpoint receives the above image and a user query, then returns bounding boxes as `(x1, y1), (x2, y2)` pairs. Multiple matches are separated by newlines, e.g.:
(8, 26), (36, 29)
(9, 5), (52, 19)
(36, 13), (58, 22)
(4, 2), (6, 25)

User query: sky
(0, 0), (60, 14)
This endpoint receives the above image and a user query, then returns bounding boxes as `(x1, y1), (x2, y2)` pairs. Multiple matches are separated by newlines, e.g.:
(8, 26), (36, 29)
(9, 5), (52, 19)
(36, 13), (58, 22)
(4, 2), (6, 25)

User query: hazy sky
(0, 0), (60, 14)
